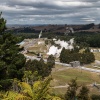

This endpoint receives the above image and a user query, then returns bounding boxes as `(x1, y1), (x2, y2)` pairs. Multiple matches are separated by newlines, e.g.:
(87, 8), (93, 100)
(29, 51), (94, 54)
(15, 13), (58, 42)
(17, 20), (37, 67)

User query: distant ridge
(6, 23), (100, 33)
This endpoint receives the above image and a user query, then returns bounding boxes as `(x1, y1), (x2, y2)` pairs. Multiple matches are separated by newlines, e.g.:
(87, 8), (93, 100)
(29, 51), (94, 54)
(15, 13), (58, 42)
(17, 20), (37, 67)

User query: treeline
(15, 31), (100, 48)
(60, 47), (95, 64)
(6, 27), (40, 33)
(13, 32), (38, 39)
(75, 32), (100, 48)
(74, 23), (95, 31)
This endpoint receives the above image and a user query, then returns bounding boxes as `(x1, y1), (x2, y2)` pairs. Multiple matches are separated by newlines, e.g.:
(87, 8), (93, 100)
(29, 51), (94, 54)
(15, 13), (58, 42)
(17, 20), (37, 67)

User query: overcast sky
(0, 0), (100, 24)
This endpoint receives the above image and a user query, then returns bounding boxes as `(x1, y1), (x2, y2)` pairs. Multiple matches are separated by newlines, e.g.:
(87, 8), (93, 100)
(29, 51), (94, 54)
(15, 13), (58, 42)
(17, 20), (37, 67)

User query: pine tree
(91, 94), (100, 100)
(0, 12), (6, 34)
(65, 78), (78, 100)
(0, 13), (26, 90)
(60, 47), (66, 63)
(77, 86), (89, 100)
(47, 55), (55, 68)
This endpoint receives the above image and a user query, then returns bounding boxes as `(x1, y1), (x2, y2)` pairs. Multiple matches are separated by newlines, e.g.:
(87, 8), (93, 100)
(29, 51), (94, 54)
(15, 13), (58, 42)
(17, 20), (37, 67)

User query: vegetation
(76, 23), (95, 30)
(0, 12), (6, 34)
(65, 79), (89, 100)
(51, 65), (100, 96)
(77, 86), (89, 100)
(11, 27), (100, 48)
(0, 14), (61, 100)
(47, 55), (55, 68)
(25, 58), (53, 79)
(14, 32), (38, 39)
(65, 79), (78, 100)
(1, 12), (100, 100)
(0, 13), (26, 90)
(60, 47), (95, 64)
(91, 94), (100, 100)
(0, 77), (61, 100)
(75, 34), (100, 48)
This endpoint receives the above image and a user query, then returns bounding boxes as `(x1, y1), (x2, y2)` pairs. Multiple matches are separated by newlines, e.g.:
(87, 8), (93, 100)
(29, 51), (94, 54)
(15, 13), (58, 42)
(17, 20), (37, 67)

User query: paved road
(24, 54), (71, 67)
(81, 67), (100, 73)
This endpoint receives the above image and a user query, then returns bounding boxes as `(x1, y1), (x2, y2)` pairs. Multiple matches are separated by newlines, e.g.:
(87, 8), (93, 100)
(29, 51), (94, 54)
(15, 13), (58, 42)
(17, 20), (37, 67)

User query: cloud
(0, 0), (100, 24)
(81, 17), (95, 23)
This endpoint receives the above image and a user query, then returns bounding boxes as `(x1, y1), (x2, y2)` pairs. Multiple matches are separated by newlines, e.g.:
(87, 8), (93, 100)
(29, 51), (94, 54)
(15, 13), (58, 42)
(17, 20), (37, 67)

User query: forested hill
(6, 23), (100, 34)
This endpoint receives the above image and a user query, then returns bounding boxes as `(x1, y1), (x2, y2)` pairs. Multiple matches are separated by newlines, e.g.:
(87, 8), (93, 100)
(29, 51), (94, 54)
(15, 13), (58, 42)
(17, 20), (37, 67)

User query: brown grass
(50, 65), (100, 96)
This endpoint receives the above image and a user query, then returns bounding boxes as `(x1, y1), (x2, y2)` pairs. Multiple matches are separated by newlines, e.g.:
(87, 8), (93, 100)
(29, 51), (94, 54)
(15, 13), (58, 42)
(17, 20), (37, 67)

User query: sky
(0, 0), (100, 25)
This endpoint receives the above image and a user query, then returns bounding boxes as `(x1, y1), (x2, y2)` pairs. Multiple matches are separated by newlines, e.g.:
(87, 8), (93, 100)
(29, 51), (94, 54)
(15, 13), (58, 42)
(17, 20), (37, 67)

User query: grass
(52, 66), (100, 84)
(50, 65), (100, 96)
(27, 44), (47, 53)
(93, 52), (100, 60)
(25, 40), (100, 96)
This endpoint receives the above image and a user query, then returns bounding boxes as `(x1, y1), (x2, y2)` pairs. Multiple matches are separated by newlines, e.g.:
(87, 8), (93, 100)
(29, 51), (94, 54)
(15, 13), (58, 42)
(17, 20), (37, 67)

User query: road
(81, 67), (100, 73)
(24, 54), (71, 67)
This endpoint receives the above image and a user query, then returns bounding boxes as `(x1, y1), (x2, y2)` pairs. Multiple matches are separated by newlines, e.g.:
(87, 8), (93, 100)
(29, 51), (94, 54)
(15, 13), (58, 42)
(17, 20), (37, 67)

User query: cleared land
(94, 52), (100, 60)
(24, 39), (100, 96)
(50, 64), (100, 96)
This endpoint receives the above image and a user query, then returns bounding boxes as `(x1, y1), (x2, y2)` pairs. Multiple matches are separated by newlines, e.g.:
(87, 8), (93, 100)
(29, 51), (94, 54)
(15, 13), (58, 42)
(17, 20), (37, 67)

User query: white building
(90, 49), (100, 53)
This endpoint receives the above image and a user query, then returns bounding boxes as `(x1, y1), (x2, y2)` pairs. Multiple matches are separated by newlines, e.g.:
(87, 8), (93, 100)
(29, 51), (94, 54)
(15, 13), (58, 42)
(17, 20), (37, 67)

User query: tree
(60, 47), (67, 63)
(0, 12), (6, 34)
(60, 46), (95, 64)
(60, 48), (80, 63)
(98, 24), (100, 29)
(22, 71), (41, 84)
(25, 59), (51, 79)
(81, 52), (95, 64)
(0, 34), (26, 89)
(47, 55), (55, 68)
(77, 86), (89, 100)
(91, 94), (100, 100)
(65, 79), (78, 100)
(0, 13), (26, 90)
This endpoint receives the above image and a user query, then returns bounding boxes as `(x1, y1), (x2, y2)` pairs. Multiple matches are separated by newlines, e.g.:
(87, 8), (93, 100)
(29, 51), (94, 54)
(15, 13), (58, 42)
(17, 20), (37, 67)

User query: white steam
(39, 30), (42, 39)
(47, 38), (74, 57)
(47, 46), (58, 56)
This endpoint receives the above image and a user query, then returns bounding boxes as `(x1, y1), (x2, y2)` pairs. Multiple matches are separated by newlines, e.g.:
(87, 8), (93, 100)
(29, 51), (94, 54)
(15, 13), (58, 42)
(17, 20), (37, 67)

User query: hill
(6, 23), (100, 34)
